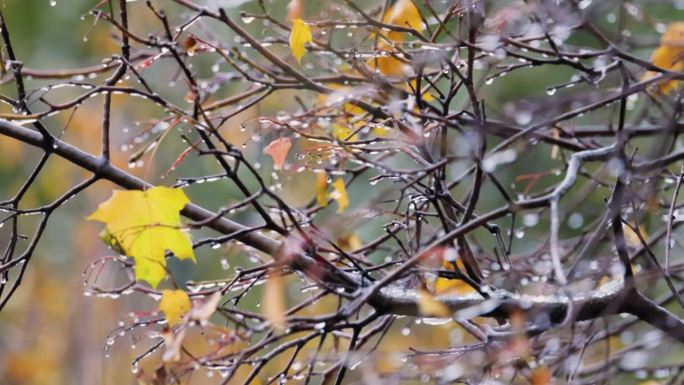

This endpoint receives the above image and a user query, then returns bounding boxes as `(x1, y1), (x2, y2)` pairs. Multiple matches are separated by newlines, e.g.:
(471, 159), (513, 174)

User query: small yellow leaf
(289, 19), (312, 62)
(642, 22), (684, 94)
(417, 289), (450, 317)
(263, 274), (287, 332)
(434, 249), (477, 295)
(332, 123), (357, 141)
(434, 277), (477, 295)
(368, 46), (407, 77)
(623, 222), (647, 248)
(330, 178), (349, 213)
(159, 289), (191, 326)
(316, 172), (328, 207)
(88, 186), (195, 288)
(337, 233), (362, 252)
(263, 137), (292, 170)
(407, 79), (434, 101)
(383, 0), (424, 33)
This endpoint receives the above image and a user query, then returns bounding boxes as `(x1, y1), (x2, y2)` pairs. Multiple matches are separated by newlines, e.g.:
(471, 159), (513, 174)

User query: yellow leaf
(263, 137), (292, 170)
(337, 233), (362, 252)
(289, 19), (312, 62)
(434, 249), (477, 295)
(417, 289), (450, 317)
(434, 277), (477, 295)
(316, 172), (328, 207)
(159, 289), (192, 326)
(383, 0), (424, 33)
(332, 123), (357, 141)
(368, 45), (407, 77)
(88, 186), (195, 288)
(330, 178), (349, 213)
(408, 79), (434, 101)
(642, 22), (684, 94)
(623, 222), (647, 248)
(263, 274), (287, 332)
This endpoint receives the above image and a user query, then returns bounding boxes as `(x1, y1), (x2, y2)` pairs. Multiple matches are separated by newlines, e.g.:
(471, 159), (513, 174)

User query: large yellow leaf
(642, 22), (684, 94)
(88, 186), (195, 287)
(290, 18), (312, 62)
(159, 289), (192, 326)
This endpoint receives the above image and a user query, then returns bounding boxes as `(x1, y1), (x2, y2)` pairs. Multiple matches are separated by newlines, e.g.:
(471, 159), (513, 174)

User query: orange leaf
(183, 36), (198, 56)
(529, 367), (551, 385)
(316, 172), (328, 207)
(287, 0), (303, 21)
(642, 22), (684, 94)
(417, 289), (450, 317)
(263, 137), (292, 170)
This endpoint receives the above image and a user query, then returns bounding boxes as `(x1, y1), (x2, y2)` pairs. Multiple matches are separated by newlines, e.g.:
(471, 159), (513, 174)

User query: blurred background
(1, 1), (684, 384)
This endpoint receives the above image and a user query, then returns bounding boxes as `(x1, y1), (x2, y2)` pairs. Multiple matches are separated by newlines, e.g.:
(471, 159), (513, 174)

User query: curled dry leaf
(183, 36), (198, 56)
(263, 273), (287, 332)
(189, 291), (222, 324)
(316, 172), (328, 207)
(287, 0), (303, 21)
(161, 327), (187, 362)
(263, 137), (292, 170)
(529, 367), (551, 385)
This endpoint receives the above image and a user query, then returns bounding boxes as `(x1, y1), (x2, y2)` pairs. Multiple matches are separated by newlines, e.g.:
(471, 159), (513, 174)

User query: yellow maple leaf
(417, 289), (450, 317)
(289, 18), (312, 62)
(642, 22), (684, 94)
(330, 178), (349, 213)
(315, 172), (328, 207)
(87, 186), (195, 288)
(159, 289), (191, 326)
